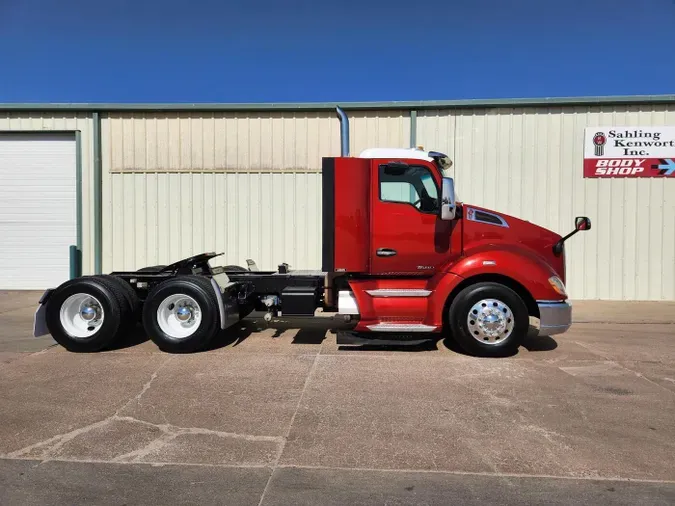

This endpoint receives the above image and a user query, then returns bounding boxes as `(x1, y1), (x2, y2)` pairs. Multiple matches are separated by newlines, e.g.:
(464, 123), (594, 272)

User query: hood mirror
(441, 177), (456, 220)
(575, 216), (591, 231)
(553, 216), (592, 256)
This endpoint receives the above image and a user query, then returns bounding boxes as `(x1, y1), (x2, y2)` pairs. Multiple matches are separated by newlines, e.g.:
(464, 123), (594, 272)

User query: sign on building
(584, 127), (675, 178)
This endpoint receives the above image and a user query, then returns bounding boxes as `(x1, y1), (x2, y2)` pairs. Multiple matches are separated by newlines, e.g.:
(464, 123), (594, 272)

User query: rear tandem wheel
(45, 276), (131, 352)
(142, 275), (221, 353)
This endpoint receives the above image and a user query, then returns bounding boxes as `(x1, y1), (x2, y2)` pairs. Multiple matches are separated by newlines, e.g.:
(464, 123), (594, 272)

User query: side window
(379, 164), (439, 213)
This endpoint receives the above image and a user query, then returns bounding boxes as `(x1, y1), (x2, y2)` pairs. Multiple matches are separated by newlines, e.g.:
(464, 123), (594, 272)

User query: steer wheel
(447, 282), (529, 357)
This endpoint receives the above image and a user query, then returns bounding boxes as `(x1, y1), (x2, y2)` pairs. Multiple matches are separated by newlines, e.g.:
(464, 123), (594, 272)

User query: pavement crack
(2, 356), (277, 462)
(3, 357), (173, 460)
(173, 426), (284, 443)
(5, 418), (112, 459)
(111, 415), (284, 463)
(3, 413), (284, 462)
(112, 431), (178, 463)
(257, 351), (321, 506)
(275, 464), (675, 484)
(113, 416), (284, 444)
(572, 341), (675, 397)
(115, 355), (173, 416)
(521, 424), (571, 450)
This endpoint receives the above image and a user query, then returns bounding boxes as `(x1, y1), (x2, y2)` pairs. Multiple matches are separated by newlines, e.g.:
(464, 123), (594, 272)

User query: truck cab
(322, 139), (590, 356)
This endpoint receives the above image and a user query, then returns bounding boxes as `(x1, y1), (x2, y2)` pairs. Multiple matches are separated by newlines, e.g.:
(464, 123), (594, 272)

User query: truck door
(370, 160), (457, 275)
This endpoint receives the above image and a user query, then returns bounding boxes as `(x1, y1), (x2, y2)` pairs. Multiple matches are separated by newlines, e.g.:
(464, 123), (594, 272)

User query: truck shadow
(521, 323), (559, 352)
(205, 320), (258, 350)
(205, 318), (330, 351)
(103, 320), (260, 353)
(105, 317), (332, 352)
(337, 339), (442, 353)
(441, 325), (558, 357)
(105, 322), (558, 355)
(522, 335), (558, 352)
(105, 324), (150, 351)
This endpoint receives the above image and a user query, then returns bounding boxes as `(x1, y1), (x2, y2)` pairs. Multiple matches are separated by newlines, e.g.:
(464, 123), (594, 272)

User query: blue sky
(1, 0), (674, 103)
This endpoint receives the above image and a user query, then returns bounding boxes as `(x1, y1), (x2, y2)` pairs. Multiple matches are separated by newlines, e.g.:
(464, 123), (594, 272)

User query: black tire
(448, 282), (529, 357)
(137, 265), (166, 273)
(142, 275), (220, 353)
(91, 275), (137, 337)
(45, 277), (125, 352)
(96, 275), (142, 321)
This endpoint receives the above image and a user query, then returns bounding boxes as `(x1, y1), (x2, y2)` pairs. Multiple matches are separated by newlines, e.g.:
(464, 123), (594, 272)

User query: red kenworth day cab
(35, 107), (590, 357)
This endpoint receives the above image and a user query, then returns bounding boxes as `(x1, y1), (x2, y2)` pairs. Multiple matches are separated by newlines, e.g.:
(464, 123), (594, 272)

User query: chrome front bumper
(537, 300), (572, 336)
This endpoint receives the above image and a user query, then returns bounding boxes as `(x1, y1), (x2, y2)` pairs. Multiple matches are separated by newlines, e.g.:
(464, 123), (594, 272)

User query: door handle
(376, 248), (397, 257)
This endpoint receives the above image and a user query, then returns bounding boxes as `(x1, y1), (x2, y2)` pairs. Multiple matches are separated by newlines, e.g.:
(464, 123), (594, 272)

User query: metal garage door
(0, 133), (76, 289)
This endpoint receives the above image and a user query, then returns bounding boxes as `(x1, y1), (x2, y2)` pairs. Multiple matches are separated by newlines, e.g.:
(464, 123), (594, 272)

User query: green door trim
(410, 110), (417, 147)
(75, 131), (83, 252)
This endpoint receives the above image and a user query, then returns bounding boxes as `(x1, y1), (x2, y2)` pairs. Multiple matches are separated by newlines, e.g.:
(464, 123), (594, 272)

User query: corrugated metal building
(1, 96), (674, 300)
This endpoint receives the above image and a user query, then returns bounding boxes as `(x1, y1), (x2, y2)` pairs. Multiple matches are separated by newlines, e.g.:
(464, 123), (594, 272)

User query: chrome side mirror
(441, 177), (456, 221)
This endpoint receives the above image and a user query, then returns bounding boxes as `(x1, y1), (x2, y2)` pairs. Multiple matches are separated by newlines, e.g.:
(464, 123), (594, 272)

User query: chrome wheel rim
(59, 293), (105, 339)
(156, 294), (202, 339)
(467, 298), (514, 345)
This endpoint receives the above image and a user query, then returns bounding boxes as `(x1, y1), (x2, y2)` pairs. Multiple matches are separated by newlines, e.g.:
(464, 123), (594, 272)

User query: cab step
(366, 323), (437, 332)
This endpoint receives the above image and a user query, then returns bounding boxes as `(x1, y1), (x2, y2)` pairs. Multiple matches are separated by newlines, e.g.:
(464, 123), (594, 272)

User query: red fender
(422, 248), (564, 328)
(424, 272), (464, 327)
(446, 245), (565, 301)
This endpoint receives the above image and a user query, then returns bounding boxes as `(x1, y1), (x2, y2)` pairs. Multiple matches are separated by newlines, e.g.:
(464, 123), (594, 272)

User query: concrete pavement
(1, 291), (674, 505)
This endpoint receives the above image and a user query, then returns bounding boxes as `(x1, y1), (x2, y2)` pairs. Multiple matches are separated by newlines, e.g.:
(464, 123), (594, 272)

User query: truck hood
(461, 204), (566, 281)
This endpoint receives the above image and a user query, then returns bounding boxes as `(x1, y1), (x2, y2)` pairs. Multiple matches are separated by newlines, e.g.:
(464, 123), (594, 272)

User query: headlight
(548, 276), (567, 296)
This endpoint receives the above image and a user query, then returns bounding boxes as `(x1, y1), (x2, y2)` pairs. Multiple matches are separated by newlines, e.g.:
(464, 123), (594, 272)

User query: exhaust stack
(335, 106), (350, 157)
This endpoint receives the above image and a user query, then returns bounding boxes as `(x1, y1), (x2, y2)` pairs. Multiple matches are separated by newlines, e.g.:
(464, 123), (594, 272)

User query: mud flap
(33, 289), (53, 337)
(210, 274), (241, 330)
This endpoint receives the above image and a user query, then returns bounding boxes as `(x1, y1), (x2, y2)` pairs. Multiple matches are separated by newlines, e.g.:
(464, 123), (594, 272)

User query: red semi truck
(34, 107), (590, 357)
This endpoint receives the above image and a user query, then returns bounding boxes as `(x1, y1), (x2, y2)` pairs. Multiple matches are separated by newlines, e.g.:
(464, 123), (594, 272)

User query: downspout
(335, 106), (350, 156)
(92, 112), (102, 274)
(410, 110), (417, 148)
